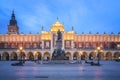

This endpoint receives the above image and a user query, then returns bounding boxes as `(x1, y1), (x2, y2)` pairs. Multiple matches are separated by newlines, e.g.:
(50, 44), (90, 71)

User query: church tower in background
(8, 10), (19, 34)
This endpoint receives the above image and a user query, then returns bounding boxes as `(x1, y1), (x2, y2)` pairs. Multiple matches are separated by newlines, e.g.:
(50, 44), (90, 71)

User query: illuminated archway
(43, 52), (50, 60)
(105, 52), (112, 60)
(65, 52), (71, 60)
(114, 52), (120, 60)
(99, 52), (104, 60)
(34, 52), (42, 60)
(2, 52), (9, 60)
(81, 52), (87, 60)
(73, 52), (79, 60)
(11, 52), (17, 60)
(89, 52), (96, 60)
(27, 52), (34, 60)
(19, 52), (26, 60)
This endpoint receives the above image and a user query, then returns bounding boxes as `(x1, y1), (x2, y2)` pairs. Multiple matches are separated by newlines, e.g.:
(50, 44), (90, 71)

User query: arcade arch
(105, 52), (112, 60)
(81, 52), (87, 60)
(43, 52), (50, 60)
(11, 52), (17, 60)
(2, 52), (9, 60)
(19, 52), (26, 60)
(73, 52), (79, 60)
(114, 52), (120, 60)
(89, 52), (96, 60)
(27, 52), (34, 60)
(34, 52), (42, 60)
(65, 52), (72, 60)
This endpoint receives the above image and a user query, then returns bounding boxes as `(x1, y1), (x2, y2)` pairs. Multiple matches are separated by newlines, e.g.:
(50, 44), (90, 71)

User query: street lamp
(117, 44), (120, 49)
(17, 47), (25, 63)
(95, 46), (103, 65)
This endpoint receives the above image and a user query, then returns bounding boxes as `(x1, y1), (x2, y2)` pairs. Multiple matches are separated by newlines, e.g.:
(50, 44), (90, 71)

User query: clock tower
(8, 10), (19, 34)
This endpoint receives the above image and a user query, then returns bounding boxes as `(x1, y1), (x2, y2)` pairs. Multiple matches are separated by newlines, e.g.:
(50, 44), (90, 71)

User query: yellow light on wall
(97, 47), (100, 50)
(20, 47), (23, 50)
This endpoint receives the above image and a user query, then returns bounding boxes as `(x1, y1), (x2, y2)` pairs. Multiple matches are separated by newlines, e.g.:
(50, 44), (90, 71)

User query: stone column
(62, 32), (64, 50)
(51, 32), (53, 54)
(71, 40), (74, 49)
(112, 52), (114, 60)
(1, 53), (2, 60)
(79, 52), (81, 61)
(42, 41), (44, 49)
(71, 53), (73, 60)
(50, 33), (53, 60)
(9, 52), (11, 61)
(86, 52), (89, 60)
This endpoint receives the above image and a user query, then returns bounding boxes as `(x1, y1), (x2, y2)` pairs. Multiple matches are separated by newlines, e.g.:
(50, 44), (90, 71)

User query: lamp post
(17, 47), (25, 63)
(117, 44), (120, 49)
(95, 47), (103, 65)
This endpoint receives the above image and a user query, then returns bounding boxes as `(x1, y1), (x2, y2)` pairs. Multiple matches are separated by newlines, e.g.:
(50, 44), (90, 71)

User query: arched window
(39, 43), (42, 49)
(66, 41), (70, 48)
(79, 43), (82, 48)
(46, 41), (49, 48)
(34, 43), (36, 48)
(4, 43), (7, 48)
(11, 44), (15, 48)
(26, 44), (29, 48)
(100, 44), (103, 48)
(86, 43), (89, 48)
(93, 44), (96, 48)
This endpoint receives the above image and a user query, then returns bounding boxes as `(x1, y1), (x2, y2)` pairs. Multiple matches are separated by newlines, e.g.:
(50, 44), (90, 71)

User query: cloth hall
(0, 11), (120, 61)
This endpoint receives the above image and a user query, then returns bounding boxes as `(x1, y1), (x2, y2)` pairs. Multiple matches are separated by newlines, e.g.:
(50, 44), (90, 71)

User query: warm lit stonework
(0, 11), (120, 61)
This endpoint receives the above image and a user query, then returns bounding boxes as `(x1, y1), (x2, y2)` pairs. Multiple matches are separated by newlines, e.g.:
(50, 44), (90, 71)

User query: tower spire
(9, 10), (17, 26)
(72, 26), (74, 31)
(57, 17), (59, 21)
(42, 26), (44, 30)
(11, 10), (15, 20)
(8, 10), (19, 34)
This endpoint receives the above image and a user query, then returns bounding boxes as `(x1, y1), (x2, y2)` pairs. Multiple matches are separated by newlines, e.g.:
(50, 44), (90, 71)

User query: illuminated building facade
(0, 11), (120, 61)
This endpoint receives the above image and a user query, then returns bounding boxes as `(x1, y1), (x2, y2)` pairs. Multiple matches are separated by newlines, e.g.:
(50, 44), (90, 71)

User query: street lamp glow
(97, 47), (100, 50)
(94, 50), (97, 53)
(100, 50), (103, 52)
(19, 47), (23, 50)
(80, 51), (82, 55)
(117, 44), (120, 49)
(34, 51), (36, 55)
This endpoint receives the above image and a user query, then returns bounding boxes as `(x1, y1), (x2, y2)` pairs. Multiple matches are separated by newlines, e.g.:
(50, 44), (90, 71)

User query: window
(34, 43), (37, 48)
(66, 41), (70, 48)
(40, 43), (42, 49)
(100, 44), (103, 48)
(79, 43), (82, 48)
(11, 44), (15, 48)
(4, 44), (7, 48)
(93, 44), (96, 48)
(26, 44), (29, 48)
(46, 41), (49, 48)
(86, 43), (89, 48)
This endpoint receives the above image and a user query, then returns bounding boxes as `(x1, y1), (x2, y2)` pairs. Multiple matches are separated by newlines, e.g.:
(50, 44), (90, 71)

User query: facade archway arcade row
(0, 50), (120, 61)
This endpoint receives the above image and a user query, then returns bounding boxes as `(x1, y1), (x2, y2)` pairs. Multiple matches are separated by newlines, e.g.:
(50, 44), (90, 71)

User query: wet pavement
(0, 61), (120, 80)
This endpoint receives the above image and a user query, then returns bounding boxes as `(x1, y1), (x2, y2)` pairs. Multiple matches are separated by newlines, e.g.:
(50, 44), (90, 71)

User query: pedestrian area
(0, 61), (120, 80)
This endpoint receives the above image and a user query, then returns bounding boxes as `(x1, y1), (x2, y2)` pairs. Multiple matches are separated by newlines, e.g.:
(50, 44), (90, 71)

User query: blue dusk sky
(0, 0), (120, 34)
